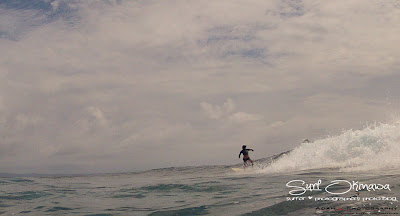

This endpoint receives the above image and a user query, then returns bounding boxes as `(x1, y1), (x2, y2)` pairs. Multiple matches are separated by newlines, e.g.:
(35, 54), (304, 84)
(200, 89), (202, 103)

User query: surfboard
(231, 167), (244, 172)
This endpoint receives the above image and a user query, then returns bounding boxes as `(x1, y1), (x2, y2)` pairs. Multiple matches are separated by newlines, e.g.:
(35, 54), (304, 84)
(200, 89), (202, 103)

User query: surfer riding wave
(239, 145), (254, 167)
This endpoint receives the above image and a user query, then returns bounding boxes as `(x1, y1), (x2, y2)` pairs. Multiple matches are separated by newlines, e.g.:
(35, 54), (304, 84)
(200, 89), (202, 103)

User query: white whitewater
(260, 121), (400, 173)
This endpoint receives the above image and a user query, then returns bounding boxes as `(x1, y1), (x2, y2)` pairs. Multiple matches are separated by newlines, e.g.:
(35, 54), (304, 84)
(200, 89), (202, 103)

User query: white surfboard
(231, 167), (244, 172)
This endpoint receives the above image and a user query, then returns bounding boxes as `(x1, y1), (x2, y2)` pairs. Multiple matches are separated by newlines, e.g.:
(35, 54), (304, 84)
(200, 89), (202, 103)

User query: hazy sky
(1, 0), (400, 174)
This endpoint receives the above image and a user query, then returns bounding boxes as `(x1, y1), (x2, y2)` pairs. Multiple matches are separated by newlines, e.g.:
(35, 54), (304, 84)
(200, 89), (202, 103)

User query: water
(1, 167), (399, 215)
(2, 123), (400, 215)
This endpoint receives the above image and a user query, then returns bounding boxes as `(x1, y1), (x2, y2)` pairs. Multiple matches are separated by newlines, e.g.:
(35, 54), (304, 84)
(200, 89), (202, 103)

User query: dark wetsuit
(239, 149), (253, 161)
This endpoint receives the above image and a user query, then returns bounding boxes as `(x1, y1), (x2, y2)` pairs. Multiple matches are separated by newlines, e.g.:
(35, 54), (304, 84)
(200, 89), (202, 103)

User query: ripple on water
(140, 183), (232, 193)
(45, 206), (75, 212)
(111, 182), (232, 200)
(111, 193), (146, 199)
(148, 205), (209, 216)
(84, 214), (114, 216)
(105, 206), (154, 212)
(0, 191), (49, 200)
(8, 178), (35, 183)
(0, 180), (9, 184)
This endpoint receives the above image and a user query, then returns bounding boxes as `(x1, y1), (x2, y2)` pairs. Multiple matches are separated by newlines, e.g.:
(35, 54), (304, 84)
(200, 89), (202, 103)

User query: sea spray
(261, 121), (400, 173)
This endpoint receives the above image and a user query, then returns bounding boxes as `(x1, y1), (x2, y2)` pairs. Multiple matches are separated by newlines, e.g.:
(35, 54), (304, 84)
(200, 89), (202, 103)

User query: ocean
(1, 122), (400, 215)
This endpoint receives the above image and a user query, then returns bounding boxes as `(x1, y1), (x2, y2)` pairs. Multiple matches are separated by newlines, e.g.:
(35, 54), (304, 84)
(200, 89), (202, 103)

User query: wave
(259, 121), (400, 173)
(5, 119), (399, 177)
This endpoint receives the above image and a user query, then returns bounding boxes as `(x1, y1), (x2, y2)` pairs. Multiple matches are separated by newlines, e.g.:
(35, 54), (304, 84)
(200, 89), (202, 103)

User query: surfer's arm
(248, 149), (254, 151)
(238, 151), (242, 158)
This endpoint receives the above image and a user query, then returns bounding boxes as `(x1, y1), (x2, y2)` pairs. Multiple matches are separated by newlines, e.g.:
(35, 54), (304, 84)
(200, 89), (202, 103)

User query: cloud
(0, 95), (3, 113)
(86, 106), (108, 128)
(201, 99), (262, 123)
(50, 0), (60, 11)
(15, 114), (43, 129)
(201, 99), (235, 120)
(229, 112), (263, 122)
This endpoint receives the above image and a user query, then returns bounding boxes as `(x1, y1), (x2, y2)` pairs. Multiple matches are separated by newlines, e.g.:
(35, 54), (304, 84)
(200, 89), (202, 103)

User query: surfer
(238, 145), (254, 167)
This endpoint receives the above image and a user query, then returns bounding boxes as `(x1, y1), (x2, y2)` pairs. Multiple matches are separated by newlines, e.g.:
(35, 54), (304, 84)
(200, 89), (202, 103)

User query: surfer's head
(242, 145), (246, 149)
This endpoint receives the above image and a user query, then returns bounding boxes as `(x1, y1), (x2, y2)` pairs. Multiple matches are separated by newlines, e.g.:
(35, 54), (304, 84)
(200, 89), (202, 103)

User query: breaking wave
(260, 121), (400, 173)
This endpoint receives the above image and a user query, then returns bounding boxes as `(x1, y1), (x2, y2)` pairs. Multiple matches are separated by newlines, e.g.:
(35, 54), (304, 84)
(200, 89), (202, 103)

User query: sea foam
(261, 121), (400, 173)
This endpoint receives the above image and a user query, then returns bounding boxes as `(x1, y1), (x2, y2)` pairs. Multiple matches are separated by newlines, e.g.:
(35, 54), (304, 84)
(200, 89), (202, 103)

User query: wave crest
(261, 121), (400, 173)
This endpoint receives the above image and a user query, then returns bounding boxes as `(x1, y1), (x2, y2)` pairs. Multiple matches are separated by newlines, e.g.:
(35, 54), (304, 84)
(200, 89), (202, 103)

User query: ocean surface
(1, 166), (399, 215)
(2, 122), (400, 215)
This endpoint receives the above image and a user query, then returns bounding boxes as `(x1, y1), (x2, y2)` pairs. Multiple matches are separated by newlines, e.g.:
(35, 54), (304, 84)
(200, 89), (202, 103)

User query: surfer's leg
(243, 159), (249, 168)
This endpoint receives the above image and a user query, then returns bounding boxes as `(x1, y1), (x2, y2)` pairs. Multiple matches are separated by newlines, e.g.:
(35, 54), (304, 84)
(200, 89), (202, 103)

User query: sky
(1, 0), (400, 174)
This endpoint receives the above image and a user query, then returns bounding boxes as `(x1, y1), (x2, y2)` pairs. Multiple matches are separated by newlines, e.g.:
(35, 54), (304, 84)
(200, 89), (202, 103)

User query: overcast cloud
(1, 0), (400, 174)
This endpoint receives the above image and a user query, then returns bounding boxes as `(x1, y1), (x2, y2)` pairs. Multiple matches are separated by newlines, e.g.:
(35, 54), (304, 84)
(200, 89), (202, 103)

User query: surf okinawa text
(286, 179), (391, 196)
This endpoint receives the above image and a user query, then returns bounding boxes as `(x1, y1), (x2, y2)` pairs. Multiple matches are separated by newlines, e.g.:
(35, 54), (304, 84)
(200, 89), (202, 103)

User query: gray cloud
(0, 0), (399, 174)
